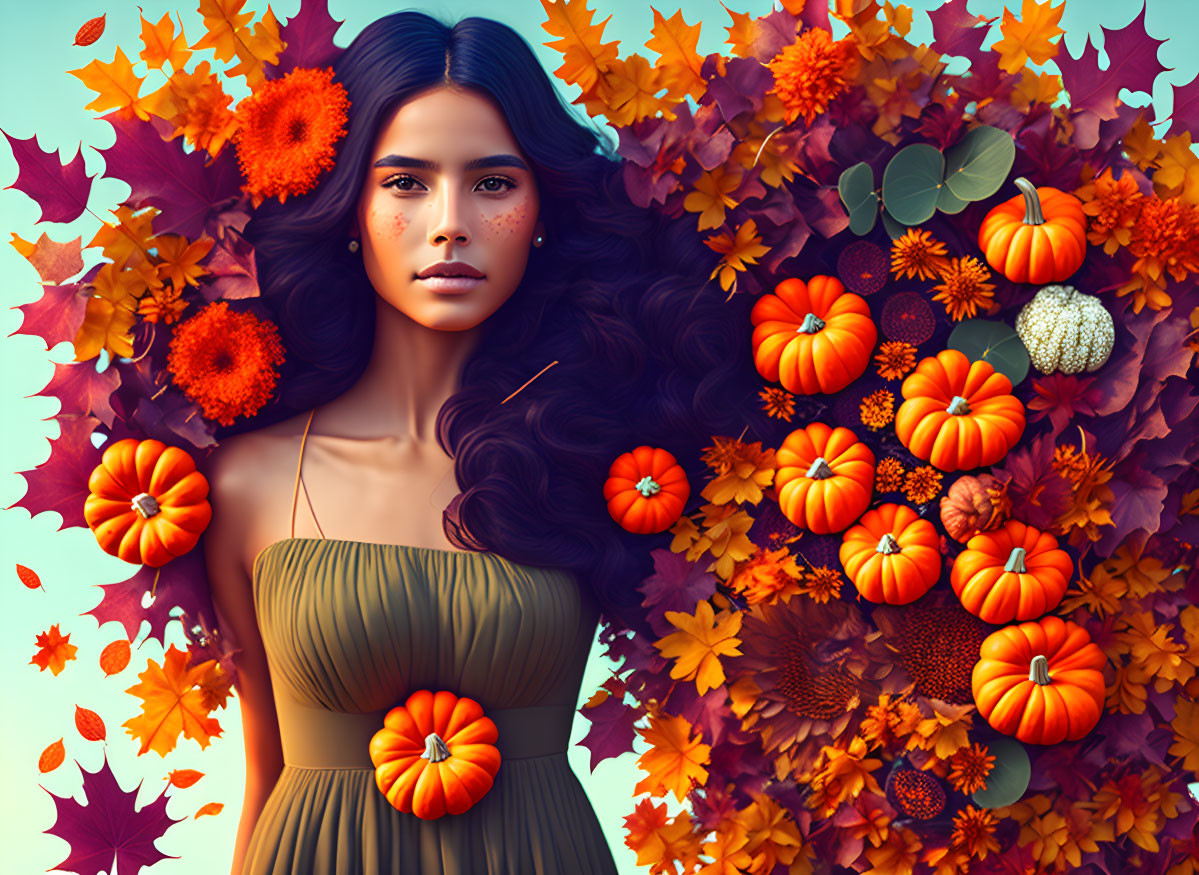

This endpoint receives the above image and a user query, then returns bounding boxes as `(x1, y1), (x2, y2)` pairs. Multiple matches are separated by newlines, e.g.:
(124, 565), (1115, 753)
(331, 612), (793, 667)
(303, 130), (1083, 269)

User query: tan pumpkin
(1014, 285), (1115, 375)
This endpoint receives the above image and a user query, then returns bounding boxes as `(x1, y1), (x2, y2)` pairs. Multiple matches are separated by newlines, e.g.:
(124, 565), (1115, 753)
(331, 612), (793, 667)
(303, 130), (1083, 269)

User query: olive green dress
(241, 414), (618, 874)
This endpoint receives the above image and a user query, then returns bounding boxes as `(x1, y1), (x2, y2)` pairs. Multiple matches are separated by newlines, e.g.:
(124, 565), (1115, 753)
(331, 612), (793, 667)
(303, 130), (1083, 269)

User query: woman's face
(355, 86), (543, 330)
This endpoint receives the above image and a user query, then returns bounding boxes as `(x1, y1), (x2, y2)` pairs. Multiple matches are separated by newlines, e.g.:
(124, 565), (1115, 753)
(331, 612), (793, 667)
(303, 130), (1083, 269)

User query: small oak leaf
(540, 0), (620, 93)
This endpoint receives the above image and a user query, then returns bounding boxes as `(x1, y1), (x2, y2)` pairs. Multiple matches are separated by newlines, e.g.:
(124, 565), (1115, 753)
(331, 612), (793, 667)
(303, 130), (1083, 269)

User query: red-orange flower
(167, 301), (285, 426)
(234, 67), (349, 206)
(1117, 195), (1199, 313)
(874, 340), (917, 380)
(931, 257), (996, 321)
(767, 28), (854, 126)
(1075, 166), (1143, 255)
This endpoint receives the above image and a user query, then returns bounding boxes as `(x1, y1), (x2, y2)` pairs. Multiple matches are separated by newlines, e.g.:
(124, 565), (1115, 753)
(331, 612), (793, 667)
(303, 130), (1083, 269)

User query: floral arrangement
(545, 0), (1199, 872)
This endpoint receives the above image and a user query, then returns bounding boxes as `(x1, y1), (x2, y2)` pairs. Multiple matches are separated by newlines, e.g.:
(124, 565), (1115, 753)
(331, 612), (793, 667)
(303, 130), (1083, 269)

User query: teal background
(1, 1), (1195, 873)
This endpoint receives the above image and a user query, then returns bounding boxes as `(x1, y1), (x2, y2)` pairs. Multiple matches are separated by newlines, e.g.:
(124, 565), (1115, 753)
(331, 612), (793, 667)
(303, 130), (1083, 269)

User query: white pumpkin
(1014, 285), (1115, 375)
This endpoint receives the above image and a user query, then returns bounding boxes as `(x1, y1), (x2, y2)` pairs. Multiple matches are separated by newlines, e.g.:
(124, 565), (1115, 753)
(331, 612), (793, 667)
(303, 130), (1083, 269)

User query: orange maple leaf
(122, 644), (223, 757)
(653, 598), (743, 696)
(139, 10), (192, 71)
(194, 658), (234, 711)
(68, 47), (153, 121)
(634, 712), (711, 802)
(31, 623), (79, 676)
(540, 0), (620, 93)
(623, 797), (703, 874)
(149, 62), (239, 158)
(226, 8), (284, 87)
(683, 165), (743, 231)
(579, 54), (672, 127)
(10, 233), (84, 284)
(192, 0), (254, 62)
(991, 0), (1065, 75)
(645, 8), (705, 103)
(155, 235), (215, 290)
(705, 219), (771, 293)
(88, 205), (159, 270)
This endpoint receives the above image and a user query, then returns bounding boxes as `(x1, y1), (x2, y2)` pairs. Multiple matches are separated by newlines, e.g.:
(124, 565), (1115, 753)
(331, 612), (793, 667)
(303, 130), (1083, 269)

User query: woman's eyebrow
(373, 154), (529, 171)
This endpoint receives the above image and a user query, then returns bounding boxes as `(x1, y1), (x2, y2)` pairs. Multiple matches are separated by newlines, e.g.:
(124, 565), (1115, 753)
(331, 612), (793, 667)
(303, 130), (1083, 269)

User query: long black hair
(236, 12), (764, 635)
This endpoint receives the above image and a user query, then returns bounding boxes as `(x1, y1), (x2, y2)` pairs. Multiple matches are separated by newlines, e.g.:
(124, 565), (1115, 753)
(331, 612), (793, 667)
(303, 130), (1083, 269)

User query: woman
(202, 11), (762, 874)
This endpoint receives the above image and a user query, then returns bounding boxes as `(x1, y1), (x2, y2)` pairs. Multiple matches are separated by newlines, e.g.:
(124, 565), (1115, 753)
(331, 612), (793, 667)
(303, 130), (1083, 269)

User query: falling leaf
(74, 14), (107, 47)
(68, 47), (153, 121)
(1, 130), (95, 224)
(16, 563), (43, 590)
(75, 704), (106, 741)
(653, 599), (743, 696)
(645, 7), (705, 103)
(123, 644), (223, 756)
(10, 233), (84, 284)
(166, 768), (205, 789)
(634, 712), (711, 802)
(139, 11), (192, 71)
(990, 0), (1065, 75)
(99, 639), (131, 677)
(540, 0), (620, 94)
(39, 738), (66, 773)
(31, 623), (79, 676)
(194, 802), (223, 818)
(705, 219), (771, 293)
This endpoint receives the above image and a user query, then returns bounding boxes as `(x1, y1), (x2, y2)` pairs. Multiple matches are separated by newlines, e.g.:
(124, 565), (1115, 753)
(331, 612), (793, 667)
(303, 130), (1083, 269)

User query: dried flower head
(874, 457), (907, 493)
(837, 240), (889, 295)
(946, 742), (995, 795)
(873, 594), (990, 704)
(881, 292), (936, 346)
(799, 565), (844, 603)
(890, 228), (949, 281)
(767, 28), (854, 126)
(874, 340), (917, 380)
(903, 465), (943, 505)
(931, 256), (996, 321)
(859, 389), (895, 431)
(887, 768), (946, 819)
(759, 386), (795, 421)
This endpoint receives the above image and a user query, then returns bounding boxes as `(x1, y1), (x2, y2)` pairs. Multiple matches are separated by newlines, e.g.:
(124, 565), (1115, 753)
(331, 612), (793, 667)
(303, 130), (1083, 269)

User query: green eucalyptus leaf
(944, 126), (1016, 202)
(971, 736), (1031, 809)
(881, 209), (909, 240)
(881, 144), (944, 226)
(947, 319), (1031, 387)
(937, 184), (969, 215)
(839, 162), (879, 235)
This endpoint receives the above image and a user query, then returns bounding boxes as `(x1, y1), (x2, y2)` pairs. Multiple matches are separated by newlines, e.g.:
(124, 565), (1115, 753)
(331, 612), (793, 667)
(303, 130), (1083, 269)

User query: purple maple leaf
(1095, 455), (1168, 556)
(928, 0), (995, 65)
(84, 548), (216, 645)
(1165, 77), (1199, 139)
(2, 130), (95, 224)
(133, 390), (217, 451)
(8, 414), (102, 531)
(703, 55), (773, 124)
(1056, 1), (1171, 122)
(739, 8), (800, 64)
(9, 283), (90, 351)
(35, 361), (121, 428)
(201, 227), (260, 301)
(575, 694), (639, 772)
(638, 548), (718, 637)
(97, 114), (242, 239)
(268, 0), (345, 79)
(42, 753), (183, 875)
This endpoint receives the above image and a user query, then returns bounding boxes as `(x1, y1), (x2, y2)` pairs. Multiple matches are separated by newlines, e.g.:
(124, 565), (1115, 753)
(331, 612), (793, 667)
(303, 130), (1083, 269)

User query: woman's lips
(418, 276), (484, 294)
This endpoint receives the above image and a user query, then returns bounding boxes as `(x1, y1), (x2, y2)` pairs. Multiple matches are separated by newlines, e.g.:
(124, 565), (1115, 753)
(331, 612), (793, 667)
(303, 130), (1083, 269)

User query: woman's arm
(202, 444), (285, 875)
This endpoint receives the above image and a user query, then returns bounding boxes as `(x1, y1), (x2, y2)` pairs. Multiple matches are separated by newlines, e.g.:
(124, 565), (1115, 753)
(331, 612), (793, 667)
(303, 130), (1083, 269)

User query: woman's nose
(427, 184), (470, 246)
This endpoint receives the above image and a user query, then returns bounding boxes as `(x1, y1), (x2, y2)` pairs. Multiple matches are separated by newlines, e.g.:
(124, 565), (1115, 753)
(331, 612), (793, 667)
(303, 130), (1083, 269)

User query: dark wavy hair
(232, 12), (764, 636)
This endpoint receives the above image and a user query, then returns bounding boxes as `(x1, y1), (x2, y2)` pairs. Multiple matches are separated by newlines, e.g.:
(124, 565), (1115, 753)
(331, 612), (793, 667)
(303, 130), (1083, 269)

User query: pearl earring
(348, 239), (360, 253)
(533, 234), (544, 248)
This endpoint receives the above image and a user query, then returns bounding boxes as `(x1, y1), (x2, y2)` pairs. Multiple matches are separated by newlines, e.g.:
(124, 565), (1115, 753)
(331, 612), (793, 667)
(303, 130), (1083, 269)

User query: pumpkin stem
(421, 732), (451, 763)
(1014, 177), (1046, 226)
(131, 492), (161, 519)
(635, 475), (661, 497)
(797, 312), (826, 334)
(946, 395), (972, 415)
(876, 533), (901, 555)
(1028, 654), (1051, 685)
(1004, 547), (1027, 573)
(806, 457), (834, 480)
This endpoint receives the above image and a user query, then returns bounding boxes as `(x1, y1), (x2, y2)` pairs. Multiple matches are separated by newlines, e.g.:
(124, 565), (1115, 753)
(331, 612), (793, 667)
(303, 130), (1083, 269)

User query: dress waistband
(276, 694), (576, 769)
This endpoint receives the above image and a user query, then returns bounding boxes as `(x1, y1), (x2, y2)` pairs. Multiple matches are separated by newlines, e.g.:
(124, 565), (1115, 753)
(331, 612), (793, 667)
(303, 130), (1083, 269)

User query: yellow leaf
(92, 262), (154, 306)
(226, 6), (284, 87)
(705, 219), (770, 292)
(1123, 115), (1163, 170)
(73, 294), (136, 361)
(645, 7), (705, 103)
(122, 644), (223, 757)
(140, 10), (192, 71)
(634, 712), (711, 802)
(192, 0), (254, 62)
(654, 599), (743, 696)
(155, 235), (215, 289)
(580, 54), (673, 127)
(540, 0), (620, 93)
(88, 205), (158, 270)
(68, 46), (152, 121)
(722, 5), (758, 58)
(1154, 133), (1199, 204)
(1011, 69), (1061, 109)
(154, 62), (238, 157)
(991, 0), (1065, 75)
(683, 165), (742, 231)
(1169, 697), (1199, 772)
(10, 232), (35, 259)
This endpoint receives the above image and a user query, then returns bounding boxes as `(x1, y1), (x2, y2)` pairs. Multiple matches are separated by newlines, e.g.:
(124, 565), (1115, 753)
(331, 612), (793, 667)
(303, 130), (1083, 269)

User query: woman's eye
(476, 176), (516, 194)
(382, 175), (425, 193)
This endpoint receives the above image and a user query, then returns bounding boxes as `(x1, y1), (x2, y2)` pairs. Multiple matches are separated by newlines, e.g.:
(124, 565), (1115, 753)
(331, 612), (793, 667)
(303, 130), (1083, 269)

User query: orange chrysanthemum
(234, 66), (349, 206)
(946, 742), (995, 795)
(1075, 166), (1144, 255)
(759, 386), (795, 421)
(859, 389), (895, 431)
(875, 457), (906, 493)
(799, 565), (844, 603)
(949, 805), (1001, 860)
(858, 693), (921, 752)
(767, 28), (854, 126)
(1117, 196), (1199, 313)
(136, 285), (189, 325)
(167, 301), (286, 426)
(162, 62), (238, 158)
(931, 256), (996, 321)
(891, 229), (949, 281)
(874, 340), (917, 380)
(904, 465), (943, 505)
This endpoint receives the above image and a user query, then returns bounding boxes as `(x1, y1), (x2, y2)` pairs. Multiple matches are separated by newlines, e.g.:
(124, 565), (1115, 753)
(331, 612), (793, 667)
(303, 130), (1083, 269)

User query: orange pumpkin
(775, 423), (874, 534)
(83, 438), (212, 567)
(840, 503), (941, 604)
(750, 275), (878, 395)
(604, 446), (690, 534)
(972, 615), (1106, 745)
(894, 349), (1025, 472)
(950, 520), (1072, 624)
(978, 177), (1086, 284)
(369, 690), (501, 820)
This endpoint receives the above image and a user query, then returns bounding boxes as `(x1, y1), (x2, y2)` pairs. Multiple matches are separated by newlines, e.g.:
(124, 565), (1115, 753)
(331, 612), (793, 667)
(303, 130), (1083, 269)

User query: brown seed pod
(74, 14), (106, 47)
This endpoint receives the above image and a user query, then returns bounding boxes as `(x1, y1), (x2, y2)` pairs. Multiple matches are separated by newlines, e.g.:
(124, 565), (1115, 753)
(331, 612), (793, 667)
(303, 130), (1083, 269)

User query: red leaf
(928, 0), (996, 65)
(100, 639), (131, 676)
(267, 0), (344, 79)
(9, 282), (91, 352)
(193, 802), (223, 818)
(576, 693), (640, 772)
(166, 768), (204, 789)
(42, 752), (183, 875)
(84, 549), (215, 646)
(1, 130), (96, 224)
(1165, 77), (1199, 140)
(34, 361), (121, 428)
(638, 548), (719, 637)
(1027, 373), (1101, 436)
(16, 563), (43, 589)
(39, 738), (66, 773)
(74, 14), (106, 47)
(1056, 1), (1170, 121)
(8, 414), (103, 531)
(75, 704), (106, 741)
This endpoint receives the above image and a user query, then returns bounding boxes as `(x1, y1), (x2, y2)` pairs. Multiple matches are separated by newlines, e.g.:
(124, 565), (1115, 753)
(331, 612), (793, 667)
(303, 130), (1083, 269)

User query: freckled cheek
(365, 205), (410, 241)
(480, 198), (535, 240)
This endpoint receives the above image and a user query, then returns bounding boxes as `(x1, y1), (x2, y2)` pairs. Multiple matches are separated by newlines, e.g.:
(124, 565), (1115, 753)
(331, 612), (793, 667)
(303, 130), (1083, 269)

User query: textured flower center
(777, 637), (857, 720)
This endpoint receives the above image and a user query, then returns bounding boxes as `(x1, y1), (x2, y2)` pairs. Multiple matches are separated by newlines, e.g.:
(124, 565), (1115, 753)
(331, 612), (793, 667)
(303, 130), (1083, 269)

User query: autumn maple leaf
(68, 47), (153, 121)
(31, 624), (79, 676)
(990, 0), (1065, 75)
(540, 0), (620, 94)
(683, 166), (742, 231)
(634, 711), (711, 802)
(645, 8), (705, 103)
(654, 598), (743, 696)
(705, 219), (771, 293)
(154, 235), (215, 289)
(139, 11), (192, 71)
(11, 233), (84, 285)
(624, 797), (704, 874)
(123, 644), (223, 756)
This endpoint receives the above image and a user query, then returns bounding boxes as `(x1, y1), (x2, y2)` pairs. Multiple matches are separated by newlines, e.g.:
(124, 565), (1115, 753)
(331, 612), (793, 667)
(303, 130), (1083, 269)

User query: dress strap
(289, 408), (327, 540)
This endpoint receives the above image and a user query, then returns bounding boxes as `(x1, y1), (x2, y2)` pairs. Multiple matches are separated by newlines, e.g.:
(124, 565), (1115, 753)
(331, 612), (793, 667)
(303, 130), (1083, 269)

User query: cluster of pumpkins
(604, 180), (1112, 750)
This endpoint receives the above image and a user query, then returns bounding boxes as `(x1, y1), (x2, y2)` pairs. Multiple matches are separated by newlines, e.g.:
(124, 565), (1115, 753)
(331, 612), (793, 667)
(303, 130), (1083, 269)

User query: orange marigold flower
(167, 301), (286, 426)
(946, 742), (995, 795)
(859, 389), (895, 431)
(874, 340), (917, 380)
(904, 465), (943, 505)
(1075, 166), (1143, 255)
(858, 693), (921, 751)
(931, 256), (996, 321)
(759, 386), (795, 421)
(767, 28), (854, 126)
(136, 285), (189, 325)
(949, 805), (1001, 860)
(891, 228), (949, 281)
(235, 67), (349, 207)
(875, 457), (906, 493)
(799, 565), (843, 603)
(1117, 195), (1199, 313)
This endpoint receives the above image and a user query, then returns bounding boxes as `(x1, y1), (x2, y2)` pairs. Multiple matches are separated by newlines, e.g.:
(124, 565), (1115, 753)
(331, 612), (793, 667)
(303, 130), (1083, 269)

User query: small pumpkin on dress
(369, 690), (501, 820)
(972, 615), (1106, 745)
(750, 275), (878, 395)
(83, 438), (212, 567)
(1014, 284), (1115, 375)
(894, 348), (1025, 472)
(839, 503), (941, 605)
(950, 520), (1072, 624)
(774, 422), (875, 534)
(978, 177), (1087, 284)
(604, 446), (690, 534)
